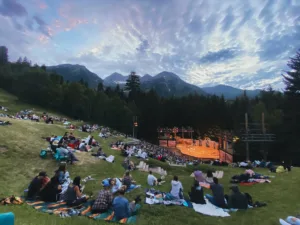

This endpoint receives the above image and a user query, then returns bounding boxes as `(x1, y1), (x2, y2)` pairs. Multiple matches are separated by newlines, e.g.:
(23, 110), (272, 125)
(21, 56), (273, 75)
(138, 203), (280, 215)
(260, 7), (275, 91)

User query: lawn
(0, 93), (300, 225)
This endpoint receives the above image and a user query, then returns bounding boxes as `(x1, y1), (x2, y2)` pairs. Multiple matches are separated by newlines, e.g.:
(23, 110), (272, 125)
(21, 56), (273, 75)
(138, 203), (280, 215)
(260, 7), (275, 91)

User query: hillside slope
(47, 64), (102, 89)
(0, 90), (299, 225)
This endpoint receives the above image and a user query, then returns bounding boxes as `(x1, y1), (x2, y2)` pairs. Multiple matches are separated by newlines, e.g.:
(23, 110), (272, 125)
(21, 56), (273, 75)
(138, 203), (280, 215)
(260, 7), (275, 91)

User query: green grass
(0, 91), (300, 225)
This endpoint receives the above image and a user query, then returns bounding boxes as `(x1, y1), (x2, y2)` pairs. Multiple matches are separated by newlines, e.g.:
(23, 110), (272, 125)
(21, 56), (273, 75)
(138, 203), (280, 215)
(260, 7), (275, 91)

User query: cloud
(1, 0), (300, 89)
(0, 0), (27, 17)
(199, 48), (240, 64)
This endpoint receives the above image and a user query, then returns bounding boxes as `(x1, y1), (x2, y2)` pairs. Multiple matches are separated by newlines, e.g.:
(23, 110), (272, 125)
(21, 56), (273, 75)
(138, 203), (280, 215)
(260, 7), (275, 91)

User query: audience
(92, 180), (113, 213)
(170, 176), (183, 199)
(147, 171), (158, 186)
(39, 176), (62, 202)
(227, 185), (248, 209)
(65, 176), (88, 206)
(201, 177), (226, 208)
(110, 178), (123, 194)
(27, 171), (48, 200)
(112, 189), (141, 220)
(188, 180), (206, 204)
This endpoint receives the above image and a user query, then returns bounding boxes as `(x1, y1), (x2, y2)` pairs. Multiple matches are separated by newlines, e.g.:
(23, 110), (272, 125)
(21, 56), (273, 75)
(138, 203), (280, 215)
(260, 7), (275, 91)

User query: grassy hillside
(0, 92), (300, 225)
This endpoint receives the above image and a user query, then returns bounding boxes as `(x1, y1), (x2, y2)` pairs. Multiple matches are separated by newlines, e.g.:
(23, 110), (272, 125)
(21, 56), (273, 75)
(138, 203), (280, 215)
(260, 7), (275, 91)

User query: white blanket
(105, 155), (115, 163)
(192, 198), (230, 217)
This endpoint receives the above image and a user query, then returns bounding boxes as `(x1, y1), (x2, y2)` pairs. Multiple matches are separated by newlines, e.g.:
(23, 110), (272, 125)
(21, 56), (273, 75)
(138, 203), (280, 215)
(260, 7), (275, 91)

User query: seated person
(170, 176), (183, 199)
(112, 189), (141, 220)
(27, 171), (48, 200)
(122, 171), (136, 190)
(200, 177), (226, 208)
(55, 164), (69, 185)
(110, 178), (123, 194)
(79, 141), (87, 151)
(147, 171), (158, 186)
(92, 180), (113, 213)
(92, 147), (107, 157)
(64, 176), (88, 206)
(189, 180), (205, 204)
(227, 185), (248, 209)
(39, 176), (62, 202)
(205, 170), (214, 184)
(280, 216), (300, 225)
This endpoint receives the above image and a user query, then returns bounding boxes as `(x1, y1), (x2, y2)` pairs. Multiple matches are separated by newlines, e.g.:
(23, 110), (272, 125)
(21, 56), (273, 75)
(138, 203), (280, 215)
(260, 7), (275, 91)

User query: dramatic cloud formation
(1, 0), (300, 89)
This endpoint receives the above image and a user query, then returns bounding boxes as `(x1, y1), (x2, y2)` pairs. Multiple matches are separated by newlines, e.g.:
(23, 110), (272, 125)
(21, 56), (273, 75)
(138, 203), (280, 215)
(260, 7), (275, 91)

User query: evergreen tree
(282, 50), (300, 160)
(97, 82), (104, 92)
(0, 46), (8, 65)
(125, 71), (140, 92)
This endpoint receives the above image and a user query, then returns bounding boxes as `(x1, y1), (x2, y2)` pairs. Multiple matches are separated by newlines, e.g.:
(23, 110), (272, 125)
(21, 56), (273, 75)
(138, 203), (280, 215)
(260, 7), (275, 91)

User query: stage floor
(176, 144), (220, 159)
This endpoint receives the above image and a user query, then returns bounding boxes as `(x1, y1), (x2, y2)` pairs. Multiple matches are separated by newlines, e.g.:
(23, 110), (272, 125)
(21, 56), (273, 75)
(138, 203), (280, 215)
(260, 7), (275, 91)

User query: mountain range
(46, 64), (262, 99)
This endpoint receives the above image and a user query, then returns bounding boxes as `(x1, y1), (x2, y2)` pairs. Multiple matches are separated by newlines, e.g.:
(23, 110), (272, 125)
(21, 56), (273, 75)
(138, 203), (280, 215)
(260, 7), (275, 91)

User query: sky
(0, 0), (299, 90)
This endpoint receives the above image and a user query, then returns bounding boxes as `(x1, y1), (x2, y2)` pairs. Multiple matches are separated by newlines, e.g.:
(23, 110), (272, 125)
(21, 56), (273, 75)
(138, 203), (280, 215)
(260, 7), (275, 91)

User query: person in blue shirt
(112, 189), (141, 220)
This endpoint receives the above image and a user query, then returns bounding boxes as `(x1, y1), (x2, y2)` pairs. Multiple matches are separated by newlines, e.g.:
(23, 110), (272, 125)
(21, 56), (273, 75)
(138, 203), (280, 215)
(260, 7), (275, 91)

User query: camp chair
(53, 152), (70, 163)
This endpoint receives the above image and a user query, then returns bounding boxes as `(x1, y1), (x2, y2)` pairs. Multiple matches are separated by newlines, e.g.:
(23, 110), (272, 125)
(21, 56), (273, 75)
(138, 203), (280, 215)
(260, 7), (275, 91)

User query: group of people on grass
(26, 166), (142, 221)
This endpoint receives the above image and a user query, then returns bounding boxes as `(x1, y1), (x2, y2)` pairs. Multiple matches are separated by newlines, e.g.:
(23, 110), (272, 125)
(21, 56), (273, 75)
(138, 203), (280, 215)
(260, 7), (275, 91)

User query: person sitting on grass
(112, 189), (141, 220)
(92, 180), (113, 213)
(280, 216), (300, 225)
(227, 185), (248, 209)
(200, 177), (226, 208)
(27, 171), (48, 200)
(122, 171), (136, 190)
(188, 179), (206, 204)
(39, 176), (62, 202)
(65, 176), (88, 206)
(91, 147), (107, 157)
(147, 171), (163, 186)
(110, 178), (123, 194)
(205, 170), (214, 184)
(170, 176), (184, 199)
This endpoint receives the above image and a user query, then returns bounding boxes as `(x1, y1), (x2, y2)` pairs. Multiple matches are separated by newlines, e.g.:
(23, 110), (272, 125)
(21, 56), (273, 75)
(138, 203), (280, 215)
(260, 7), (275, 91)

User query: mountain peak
(155, 71), (180, 80)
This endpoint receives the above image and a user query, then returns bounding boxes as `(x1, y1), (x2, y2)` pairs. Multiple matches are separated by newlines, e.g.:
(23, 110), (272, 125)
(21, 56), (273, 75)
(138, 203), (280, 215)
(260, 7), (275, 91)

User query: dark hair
(213, 177), (218, 184)
(207, 170), (213, 178)
(118, 188), (126, 195)
(58, 164), (66, 172)
(73, 176), (81, 186)
(173, 176), (178, 181)
(149, 171), (152, 174)
(125, 171), (130, 176)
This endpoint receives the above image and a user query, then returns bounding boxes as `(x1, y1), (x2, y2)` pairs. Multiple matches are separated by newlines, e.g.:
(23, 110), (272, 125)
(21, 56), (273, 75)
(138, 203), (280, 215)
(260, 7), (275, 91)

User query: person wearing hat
(227, 185), (248, 209)
(92, 179), (114, 213)
(26, 171), (48, 200)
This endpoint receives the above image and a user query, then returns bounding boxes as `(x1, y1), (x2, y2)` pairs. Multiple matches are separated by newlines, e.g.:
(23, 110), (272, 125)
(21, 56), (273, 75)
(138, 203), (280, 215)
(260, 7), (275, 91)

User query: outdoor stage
(176, 144), (220, 159)
(157, 127), (233, 162)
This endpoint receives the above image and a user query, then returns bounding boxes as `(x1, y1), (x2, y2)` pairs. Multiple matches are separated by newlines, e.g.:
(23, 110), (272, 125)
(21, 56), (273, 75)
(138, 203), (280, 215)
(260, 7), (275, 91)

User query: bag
(40, 150), (47, 159)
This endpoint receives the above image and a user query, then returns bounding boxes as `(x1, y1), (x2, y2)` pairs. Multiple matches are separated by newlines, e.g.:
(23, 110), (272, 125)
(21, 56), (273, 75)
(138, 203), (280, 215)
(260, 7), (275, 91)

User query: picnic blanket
(192, 199), (230, 217)
(26, 200), (137, 223)
(192, 198), (253, 217)
(145, 189), (193, 208)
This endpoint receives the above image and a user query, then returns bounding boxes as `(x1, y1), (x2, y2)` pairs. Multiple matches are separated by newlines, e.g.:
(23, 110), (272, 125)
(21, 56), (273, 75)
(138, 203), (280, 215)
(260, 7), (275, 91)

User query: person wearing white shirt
(147, 171), (157, 186)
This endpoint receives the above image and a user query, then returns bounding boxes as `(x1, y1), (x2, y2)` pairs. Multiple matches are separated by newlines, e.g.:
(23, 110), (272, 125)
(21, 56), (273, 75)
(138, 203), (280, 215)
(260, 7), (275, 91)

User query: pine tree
(124, 71), (140, 92)
(282, 50), (300, 158)
(0, 46), (8, 65)
(97, 82), (104, 92)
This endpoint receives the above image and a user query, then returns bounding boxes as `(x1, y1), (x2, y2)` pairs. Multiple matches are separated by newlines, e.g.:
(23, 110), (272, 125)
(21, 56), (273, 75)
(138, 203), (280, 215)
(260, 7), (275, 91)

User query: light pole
(132, 116), (138, 138)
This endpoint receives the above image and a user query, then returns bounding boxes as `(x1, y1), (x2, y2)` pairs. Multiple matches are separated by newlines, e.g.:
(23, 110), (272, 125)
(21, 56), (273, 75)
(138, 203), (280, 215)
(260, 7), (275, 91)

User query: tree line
(0, 46), (299, 163)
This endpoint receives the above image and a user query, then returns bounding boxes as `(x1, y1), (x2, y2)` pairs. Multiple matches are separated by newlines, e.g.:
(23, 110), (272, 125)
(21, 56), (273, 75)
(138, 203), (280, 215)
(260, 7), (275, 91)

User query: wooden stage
(175, 143), (220, 159)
